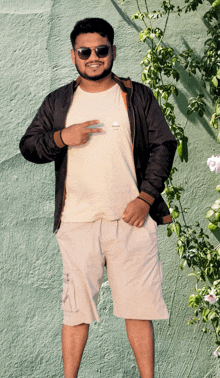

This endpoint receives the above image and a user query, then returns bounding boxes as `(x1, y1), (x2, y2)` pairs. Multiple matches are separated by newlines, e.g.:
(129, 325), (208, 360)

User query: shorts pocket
(61, 273), (78, 312)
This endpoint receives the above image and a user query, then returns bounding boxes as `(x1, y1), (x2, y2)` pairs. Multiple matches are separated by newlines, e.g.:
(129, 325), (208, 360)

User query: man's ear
(112, 45), (116, 61)
(70, 49), (76, 65)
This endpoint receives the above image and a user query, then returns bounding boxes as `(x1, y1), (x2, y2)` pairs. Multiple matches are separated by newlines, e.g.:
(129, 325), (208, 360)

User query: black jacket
(19, 74), (177, 232)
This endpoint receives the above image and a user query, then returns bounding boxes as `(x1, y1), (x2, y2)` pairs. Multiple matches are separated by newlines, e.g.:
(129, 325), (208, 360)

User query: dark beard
(75, 60), (114, 81)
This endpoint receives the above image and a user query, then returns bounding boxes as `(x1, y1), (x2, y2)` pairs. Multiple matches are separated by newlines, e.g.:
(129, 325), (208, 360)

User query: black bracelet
(137, 197), (151, 206)
(60, 129), (67, 146)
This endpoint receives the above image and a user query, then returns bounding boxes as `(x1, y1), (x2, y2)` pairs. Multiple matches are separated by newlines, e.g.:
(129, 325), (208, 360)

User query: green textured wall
(1, 0), (220, 377)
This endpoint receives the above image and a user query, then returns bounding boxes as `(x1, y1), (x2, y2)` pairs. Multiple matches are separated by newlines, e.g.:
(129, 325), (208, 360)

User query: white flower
(213, 346), (220, 357)
(207, 155), (220, 173)
(204, 289), (218, 304)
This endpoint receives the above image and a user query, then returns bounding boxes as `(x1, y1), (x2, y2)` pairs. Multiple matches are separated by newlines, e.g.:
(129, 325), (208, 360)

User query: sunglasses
(74, 45), (111, 60)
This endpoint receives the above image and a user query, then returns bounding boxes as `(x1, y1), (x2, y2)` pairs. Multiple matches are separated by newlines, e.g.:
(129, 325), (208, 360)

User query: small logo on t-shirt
(112, 121), (120, 130)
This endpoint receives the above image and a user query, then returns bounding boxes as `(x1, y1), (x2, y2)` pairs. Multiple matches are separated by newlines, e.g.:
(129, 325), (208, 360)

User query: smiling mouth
(86, 62), (103, 68)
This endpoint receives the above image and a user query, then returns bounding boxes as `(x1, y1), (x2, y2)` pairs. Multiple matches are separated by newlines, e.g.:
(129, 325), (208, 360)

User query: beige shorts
(56, 217), (169, 326)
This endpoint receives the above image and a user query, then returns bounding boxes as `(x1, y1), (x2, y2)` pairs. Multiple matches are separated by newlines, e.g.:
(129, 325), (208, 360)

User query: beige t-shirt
(61, 83), (139, 222)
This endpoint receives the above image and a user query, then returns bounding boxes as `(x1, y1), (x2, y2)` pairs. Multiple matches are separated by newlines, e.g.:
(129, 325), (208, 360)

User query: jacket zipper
(132, 107), (135, 150)
(129, 82), (135, 151)
(56, 92), (74, 231)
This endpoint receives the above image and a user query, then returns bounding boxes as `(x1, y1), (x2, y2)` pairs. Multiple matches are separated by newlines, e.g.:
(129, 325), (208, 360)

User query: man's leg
(62, 323), (89, 378)
(125, 319), (154, 378)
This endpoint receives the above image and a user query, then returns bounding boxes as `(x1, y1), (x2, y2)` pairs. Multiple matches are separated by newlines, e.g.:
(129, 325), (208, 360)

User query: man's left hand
(121, 198), (150, 228)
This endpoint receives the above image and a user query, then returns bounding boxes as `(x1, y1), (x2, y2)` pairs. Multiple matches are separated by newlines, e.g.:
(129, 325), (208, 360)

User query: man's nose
(90, 49), (99, 59)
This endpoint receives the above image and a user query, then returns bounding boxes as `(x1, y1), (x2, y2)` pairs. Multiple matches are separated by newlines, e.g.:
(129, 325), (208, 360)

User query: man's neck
(79, 73), (115, 93)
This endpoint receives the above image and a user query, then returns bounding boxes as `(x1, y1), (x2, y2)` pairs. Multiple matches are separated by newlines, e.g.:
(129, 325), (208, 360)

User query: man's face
(71, 32), (116, 81)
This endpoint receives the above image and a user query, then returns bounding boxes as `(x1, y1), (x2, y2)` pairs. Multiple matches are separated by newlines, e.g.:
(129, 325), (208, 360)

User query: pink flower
(214, 346), (220, 357)
(204, 289), (218, 304)
(207, 155), (220, 173)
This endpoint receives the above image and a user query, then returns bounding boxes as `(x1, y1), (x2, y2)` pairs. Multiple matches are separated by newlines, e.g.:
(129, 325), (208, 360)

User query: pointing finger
(85, 127), (103, 134)
(82, 120), (100, 128)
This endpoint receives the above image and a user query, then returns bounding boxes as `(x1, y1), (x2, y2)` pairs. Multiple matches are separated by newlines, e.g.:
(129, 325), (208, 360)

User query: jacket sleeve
(19, 93), (66, 164)
(138, 86), (177, 205)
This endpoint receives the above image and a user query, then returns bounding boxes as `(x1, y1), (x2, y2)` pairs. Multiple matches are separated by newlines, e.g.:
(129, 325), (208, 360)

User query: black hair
(70, 18), (114, 47)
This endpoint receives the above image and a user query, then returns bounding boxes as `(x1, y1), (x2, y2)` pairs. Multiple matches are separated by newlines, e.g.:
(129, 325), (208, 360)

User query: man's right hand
(61, 120), (102, 146)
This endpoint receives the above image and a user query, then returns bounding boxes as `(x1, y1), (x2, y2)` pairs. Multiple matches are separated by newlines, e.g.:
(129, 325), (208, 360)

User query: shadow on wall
(212, 228), (220, 243)
(175, 37), (215, 138)
(111, 0), (216, 140)
(110, 0), (141, 32)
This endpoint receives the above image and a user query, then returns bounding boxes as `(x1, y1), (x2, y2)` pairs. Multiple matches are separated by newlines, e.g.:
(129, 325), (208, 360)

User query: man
(19, 18), (177, 378)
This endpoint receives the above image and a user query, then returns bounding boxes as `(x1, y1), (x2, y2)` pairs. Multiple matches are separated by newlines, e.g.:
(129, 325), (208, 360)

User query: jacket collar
(112, 73), (132, 93)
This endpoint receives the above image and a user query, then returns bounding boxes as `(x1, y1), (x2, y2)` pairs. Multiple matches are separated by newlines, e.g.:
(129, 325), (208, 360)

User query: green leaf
(179, 260), (187, 269)
(208, 311), (217, 321)
(188, 317), (199, 325)
(174, 222), (181, 237)
(147, 11), (163, 20)
(202, 308), (210, 321)
(178, 246), (184, 259)
(212, 203), (220, 211)
(170, 206), (179, 219)
(210, 113), (218, 129)
(212, 76), (218, 88)
(177, 136), (188, 162)
(188, 294), (202, 307)
(206, 209), (218, 224)
(167, 226), (173, 237)
(208, 222), (218, 231)
(132, 12), (145, 20)
(206, 209), (215, 219)
(216, 104), (220, 116)
(188, 272), (197, 277)
(212, 0), (220, 9)
(162, 92), (169, 101)
(188, 295), (195, 306)
(187, 95), (206, 117)
(177, 140), (183, 161)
